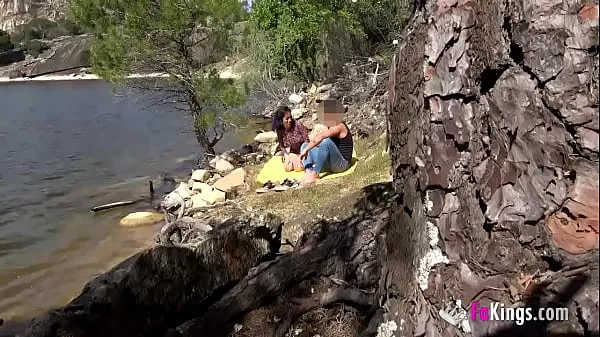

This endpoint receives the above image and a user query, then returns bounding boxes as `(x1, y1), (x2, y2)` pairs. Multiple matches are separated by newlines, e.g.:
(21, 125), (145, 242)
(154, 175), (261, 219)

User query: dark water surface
(0, 80), (254, 320)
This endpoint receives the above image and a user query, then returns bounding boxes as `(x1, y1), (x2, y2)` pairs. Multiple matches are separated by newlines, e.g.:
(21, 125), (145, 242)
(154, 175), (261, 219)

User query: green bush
(0, 29), (12, 51)
(345, 0), (410, 43)
(26, 39), (50, 57)
(10, 25), (42, 46)
(10, 17), (85, 47)
(247, 0), (364, 81)
(56, 18), (84, 35)
(246, 0), (409, 81)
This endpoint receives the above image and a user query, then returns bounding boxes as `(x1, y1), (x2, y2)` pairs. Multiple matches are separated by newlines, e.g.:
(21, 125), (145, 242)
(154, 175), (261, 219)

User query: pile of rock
(191, 166), (245, 206)
(257, 77), (387, 139)
(252, 130), (279, 155)
(160, 163), (247, 218)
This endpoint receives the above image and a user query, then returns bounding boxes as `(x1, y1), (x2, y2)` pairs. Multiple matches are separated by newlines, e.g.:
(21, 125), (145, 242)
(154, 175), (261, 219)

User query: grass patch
(242, 135), (391, 224)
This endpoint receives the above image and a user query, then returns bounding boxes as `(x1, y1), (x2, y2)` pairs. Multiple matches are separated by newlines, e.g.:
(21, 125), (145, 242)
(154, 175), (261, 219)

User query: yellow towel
(256, 150), (358, 185)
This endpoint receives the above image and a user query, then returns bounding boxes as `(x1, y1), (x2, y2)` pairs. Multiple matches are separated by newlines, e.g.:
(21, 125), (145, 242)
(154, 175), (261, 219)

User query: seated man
(299, 99), (353, 186)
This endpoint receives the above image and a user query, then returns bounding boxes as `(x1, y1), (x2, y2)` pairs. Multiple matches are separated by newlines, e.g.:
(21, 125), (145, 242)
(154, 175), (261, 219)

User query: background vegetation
(0, 29), (12, 52)
(0, 0), (411, 153)
(244, 0), (411, 81)
(1, 17), (87, 57)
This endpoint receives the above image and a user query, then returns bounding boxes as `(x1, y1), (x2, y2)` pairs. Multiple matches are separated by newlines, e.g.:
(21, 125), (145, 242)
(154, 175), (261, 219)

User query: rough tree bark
(386, 0), (599, 336)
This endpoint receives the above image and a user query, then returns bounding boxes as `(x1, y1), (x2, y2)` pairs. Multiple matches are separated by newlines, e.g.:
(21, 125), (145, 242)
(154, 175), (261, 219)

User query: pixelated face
(323, 111), (343, 127)
(317, 99), (344, 127)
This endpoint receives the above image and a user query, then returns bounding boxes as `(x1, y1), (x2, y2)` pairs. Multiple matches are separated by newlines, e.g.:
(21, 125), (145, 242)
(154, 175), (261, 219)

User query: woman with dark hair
(272, 106), (309, 172)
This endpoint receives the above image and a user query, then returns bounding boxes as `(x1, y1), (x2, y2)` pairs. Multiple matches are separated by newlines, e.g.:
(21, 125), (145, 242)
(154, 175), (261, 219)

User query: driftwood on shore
(90, 200), (137, 212)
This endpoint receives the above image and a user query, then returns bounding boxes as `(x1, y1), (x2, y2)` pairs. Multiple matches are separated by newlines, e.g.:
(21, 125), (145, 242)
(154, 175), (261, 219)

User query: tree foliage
(0, 29), (12, 52)
(345, 0), (411, 43)
(247, 0), (410, 81)
(26, 40), (50, 57)
(247, 0), (362, 80)
(70, 0), (247, 155)
(10, 18), (84, 46)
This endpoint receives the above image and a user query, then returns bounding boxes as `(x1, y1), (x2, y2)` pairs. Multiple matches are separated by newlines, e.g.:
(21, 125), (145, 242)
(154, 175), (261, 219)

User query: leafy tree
(26, 40), (50, 57)
(247, 0), (410, 81)
(248, 0), (363, 81)
(70, 0), (247, 155)
(10, 24), (42, 46)
(345, 0), (411, 43)
(0, 29), (12, 52)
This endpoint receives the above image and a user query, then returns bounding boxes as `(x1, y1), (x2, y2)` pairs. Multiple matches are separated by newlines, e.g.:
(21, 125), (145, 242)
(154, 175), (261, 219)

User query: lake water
(0, 80), (258, 322)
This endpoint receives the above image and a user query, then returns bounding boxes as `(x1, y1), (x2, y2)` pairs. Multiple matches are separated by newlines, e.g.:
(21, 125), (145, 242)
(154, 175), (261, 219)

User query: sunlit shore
(0, 72), (169, 83)
(0, 70), (241, 84)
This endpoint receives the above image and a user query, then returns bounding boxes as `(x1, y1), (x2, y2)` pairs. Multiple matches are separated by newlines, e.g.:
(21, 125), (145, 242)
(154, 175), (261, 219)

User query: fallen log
(91, 200), (139, 212)
(20, 213), (283, 337)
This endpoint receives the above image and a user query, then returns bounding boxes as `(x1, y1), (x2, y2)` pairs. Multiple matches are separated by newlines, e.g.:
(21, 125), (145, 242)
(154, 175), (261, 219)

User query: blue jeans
(301, 138), (349, 174)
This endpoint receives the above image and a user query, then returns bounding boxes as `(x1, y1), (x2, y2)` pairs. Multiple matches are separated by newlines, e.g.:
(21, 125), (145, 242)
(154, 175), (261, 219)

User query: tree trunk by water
(385, 0), (599, 336)
(195, 129), (216, 157)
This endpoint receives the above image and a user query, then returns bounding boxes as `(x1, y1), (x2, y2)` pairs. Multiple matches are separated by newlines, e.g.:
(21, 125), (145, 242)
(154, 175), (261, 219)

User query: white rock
(269, 143), (279, 155)
(210, 157), (234, 175)
(119, 212), (164, 227)
(192, 181), (212, 193)
(309, 124), (328, 142)
(214, 168), (245, 193)
(417, 247), (449, 291)
(312, 112), (318, 121)
(200, 189), (226, 205)
(288, 93), (304, 104)
(291, 108), (307, 119)
(191, 169), (210, 182)
(427, 221), (440, 247)
(376, 321), (398, 337)
(316, 83), (333, 93)
(316, 92), (331, 101)
(415, 156), (425, 167)
(254, 131), (278, 143)
(191, 194), (210, 208)
(175, 182), (192, 198)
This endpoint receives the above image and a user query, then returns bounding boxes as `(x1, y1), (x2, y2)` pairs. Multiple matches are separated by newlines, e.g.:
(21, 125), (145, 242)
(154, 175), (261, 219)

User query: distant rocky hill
(0, 0), (68, 32)
(0, 34), (91, 78)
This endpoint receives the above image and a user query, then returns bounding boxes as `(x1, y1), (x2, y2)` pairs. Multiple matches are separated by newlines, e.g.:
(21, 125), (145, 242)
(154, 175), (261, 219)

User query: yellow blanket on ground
(256, 150), (358, 185)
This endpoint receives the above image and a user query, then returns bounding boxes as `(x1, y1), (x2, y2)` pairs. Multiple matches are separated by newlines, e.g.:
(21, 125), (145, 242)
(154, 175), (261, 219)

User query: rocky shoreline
(153, 74), (388, 227)
(0, 61), (391, 336)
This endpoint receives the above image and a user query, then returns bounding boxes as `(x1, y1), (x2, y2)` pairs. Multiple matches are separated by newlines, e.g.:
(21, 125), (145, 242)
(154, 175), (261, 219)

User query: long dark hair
(272, 105), (294, 131)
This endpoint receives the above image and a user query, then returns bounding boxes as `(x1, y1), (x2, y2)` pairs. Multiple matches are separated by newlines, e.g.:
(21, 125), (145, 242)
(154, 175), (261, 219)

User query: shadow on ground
(483, 275), (598, 337)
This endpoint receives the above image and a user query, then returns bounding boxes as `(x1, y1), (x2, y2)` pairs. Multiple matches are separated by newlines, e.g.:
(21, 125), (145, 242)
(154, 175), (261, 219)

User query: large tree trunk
(386, 0), (599, 336)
